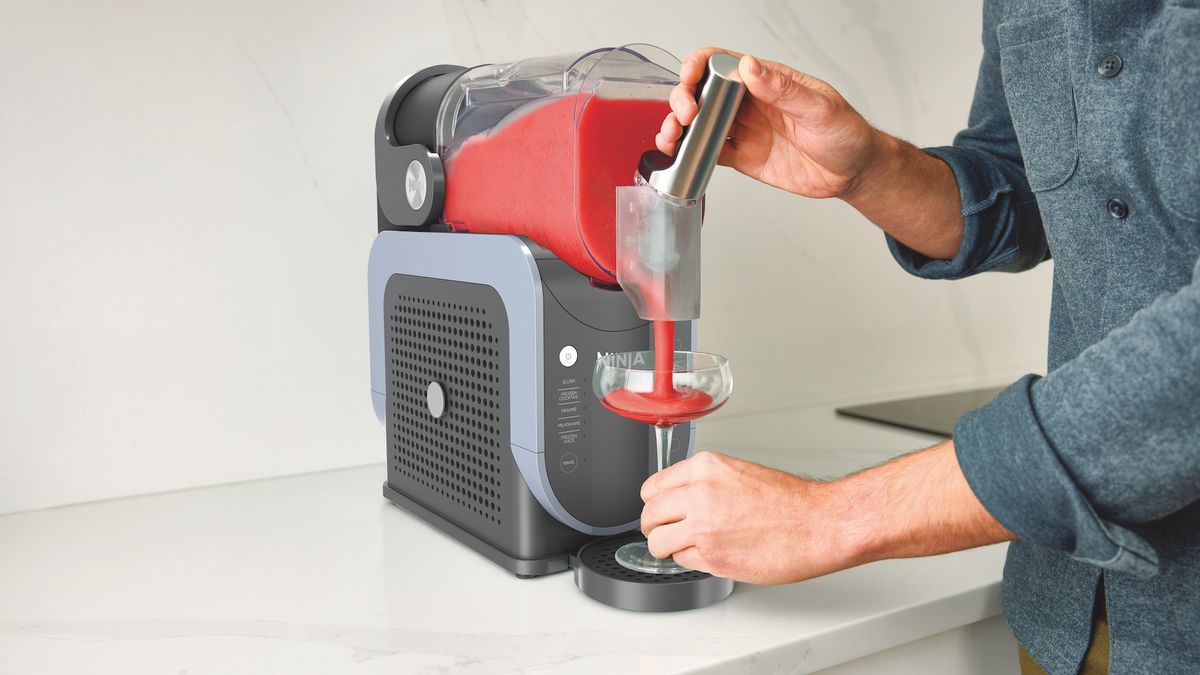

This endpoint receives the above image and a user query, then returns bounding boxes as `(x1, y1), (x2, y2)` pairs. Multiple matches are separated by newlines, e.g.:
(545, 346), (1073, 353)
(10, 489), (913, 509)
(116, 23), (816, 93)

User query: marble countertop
(0, 405), (1007, 674)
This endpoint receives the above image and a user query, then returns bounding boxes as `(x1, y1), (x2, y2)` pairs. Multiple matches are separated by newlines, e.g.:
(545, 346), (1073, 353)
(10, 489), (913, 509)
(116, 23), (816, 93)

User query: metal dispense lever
(618, 52), (747, 321)
(639, 52), (747, 202)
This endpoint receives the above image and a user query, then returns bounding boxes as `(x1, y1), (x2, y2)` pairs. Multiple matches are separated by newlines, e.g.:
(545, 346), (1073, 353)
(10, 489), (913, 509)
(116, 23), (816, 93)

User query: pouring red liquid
(600, 321), (719, 426)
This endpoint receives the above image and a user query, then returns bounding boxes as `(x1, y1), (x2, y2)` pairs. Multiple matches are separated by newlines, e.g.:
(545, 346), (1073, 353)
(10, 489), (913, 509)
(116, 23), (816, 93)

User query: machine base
(570, 532), (735, 612)
(383, 483), (572, 577)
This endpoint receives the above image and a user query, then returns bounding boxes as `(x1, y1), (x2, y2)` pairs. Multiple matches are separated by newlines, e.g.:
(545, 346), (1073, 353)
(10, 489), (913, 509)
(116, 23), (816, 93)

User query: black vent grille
(385, 275), (509, 530)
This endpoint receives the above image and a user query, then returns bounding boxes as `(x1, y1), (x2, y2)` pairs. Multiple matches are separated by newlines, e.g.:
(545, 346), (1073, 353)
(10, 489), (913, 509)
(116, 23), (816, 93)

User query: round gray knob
(426, 381), (446, 419)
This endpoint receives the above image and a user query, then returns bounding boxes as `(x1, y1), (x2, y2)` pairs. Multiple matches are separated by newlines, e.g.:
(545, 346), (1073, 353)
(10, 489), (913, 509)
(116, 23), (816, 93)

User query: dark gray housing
(369, 231), (697, 576)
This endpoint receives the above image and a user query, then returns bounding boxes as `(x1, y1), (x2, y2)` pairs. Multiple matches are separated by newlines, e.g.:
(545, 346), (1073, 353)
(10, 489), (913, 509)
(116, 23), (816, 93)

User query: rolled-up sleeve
(890, 0), (1200, 579)
(955, 254), (1200, 577)
(887, 0), (1049, 280)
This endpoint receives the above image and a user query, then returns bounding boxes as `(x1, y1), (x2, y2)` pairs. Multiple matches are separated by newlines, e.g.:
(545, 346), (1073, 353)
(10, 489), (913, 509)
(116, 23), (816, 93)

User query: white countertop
(0, 405), (1007, 674)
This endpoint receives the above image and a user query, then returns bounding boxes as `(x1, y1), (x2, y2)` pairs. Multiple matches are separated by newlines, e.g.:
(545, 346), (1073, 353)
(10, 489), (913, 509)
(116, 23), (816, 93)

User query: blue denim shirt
(885, 1), (1200, 672)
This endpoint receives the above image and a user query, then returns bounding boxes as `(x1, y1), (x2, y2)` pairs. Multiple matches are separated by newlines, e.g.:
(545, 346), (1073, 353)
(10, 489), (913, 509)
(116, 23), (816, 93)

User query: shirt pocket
(996, 9), (1079, 192)
(1157, 3), (1200, 221)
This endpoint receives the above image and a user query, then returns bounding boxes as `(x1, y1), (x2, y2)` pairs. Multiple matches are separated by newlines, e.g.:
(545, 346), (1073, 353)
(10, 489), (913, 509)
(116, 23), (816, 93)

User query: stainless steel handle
(646, 52), (746, 201)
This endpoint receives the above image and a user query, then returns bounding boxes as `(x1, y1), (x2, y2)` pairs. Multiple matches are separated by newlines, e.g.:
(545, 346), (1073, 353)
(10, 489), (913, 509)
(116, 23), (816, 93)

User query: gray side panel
(368, 232), (544, 453)
(369, 232), (566, 525)
(383, 274), (590, 561)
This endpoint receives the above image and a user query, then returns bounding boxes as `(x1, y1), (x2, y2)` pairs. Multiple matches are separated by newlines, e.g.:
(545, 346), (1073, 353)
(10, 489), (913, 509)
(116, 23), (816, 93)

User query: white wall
(0, 0), (1050, 514)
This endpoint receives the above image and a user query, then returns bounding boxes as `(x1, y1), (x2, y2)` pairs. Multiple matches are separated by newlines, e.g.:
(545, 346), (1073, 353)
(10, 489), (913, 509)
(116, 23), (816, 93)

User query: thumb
(739, 54), (830, 119)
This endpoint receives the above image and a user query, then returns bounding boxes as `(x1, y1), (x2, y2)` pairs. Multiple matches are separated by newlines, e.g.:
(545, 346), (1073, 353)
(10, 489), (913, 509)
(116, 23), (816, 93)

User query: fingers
(669, 83), (698, 128)
(680, 47), (745, 86)
(655, 111), (684, 155)
(670, 546), (713, 574)
(738, 54), (833, 120)
(671, 49), (833, 128)
(658, 114), (740, 161)
(646, 520), (692, 559)
(670, 47), (747, 127)
(641, 451), (699, 502)
(640, 450), (726, 502)
(640, 484), (691, 535)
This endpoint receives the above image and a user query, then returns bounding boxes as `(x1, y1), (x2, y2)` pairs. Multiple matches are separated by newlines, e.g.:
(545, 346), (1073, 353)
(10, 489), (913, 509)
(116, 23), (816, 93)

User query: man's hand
(640, 442), (1015, 584)
(658, 48), (883, 200)
(660, 47), (966, 260)
(640, 451), (856, 584)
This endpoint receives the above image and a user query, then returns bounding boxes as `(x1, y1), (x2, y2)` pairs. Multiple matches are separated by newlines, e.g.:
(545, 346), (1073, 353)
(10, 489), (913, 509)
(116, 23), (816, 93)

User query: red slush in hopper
(433, 47), (745, 429)
(438, 46), (679, 285)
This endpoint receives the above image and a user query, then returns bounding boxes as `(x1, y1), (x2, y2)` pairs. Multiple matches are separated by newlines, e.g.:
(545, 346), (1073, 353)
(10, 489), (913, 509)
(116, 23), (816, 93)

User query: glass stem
(655, 424), (675, 473)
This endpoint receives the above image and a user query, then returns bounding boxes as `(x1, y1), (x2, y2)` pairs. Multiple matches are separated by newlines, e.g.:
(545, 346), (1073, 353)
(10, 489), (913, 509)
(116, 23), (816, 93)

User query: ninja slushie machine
(369, 44), (744, 611)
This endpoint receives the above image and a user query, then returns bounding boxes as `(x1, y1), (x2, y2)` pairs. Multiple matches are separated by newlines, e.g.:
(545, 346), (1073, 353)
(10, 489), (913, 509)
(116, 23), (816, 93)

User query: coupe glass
(593, 350), (733, 574)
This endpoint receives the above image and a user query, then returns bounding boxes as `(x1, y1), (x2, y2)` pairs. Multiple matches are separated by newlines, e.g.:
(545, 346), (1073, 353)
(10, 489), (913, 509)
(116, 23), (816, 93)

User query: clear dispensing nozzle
(617, 52), (746, 321)
(616, 180), (702, 320)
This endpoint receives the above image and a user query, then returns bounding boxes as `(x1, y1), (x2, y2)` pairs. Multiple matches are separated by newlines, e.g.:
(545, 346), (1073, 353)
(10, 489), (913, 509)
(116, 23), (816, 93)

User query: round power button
(559, 345), (578, 367)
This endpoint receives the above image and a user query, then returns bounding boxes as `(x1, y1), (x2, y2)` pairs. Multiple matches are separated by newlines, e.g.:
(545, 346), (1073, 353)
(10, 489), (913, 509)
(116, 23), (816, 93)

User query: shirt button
(1107, 198), (1129, 219)
(1097, 53), (1123, 78)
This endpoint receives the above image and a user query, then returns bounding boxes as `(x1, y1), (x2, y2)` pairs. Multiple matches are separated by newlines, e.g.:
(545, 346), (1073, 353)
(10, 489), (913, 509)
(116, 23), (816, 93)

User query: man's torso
(990, 1), (1199, 673)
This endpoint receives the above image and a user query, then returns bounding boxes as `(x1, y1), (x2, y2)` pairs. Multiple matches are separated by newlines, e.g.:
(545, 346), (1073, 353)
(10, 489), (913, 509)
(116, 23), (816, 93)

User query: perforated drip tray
(570, 532), (734, 612)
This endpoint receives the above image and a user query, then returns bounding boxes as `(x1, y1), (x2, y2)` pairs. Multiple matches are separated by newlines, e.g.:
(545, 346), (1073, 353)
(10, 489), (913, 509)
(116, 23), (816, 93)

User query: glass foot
(615, 540), (691, 575)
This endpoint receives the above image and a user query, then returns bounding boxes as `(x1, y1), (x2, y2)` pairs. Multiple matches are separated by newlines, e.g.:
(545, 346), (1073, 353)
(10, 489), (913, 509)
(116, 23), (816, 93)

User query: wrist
(801, 470), (888, 569)
(838, 129), (903, 207)
(813, 471), (889, 569)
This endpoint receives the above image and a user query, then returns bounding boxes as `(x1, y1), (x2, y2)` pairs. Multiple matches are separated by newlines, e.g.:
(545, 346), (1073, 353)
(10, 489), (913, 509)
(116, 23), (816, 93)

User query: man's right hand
(657, 48), (885, 201)
(660, 48), (965, 261)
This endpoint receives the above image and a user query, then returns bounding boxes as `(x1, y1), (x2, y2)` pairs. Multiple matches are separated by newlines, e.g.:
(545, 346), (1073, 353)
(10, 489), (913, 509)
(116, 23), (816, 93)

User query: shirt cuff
(885, 145), (1022, 280)
(954, 375), (1159, 577)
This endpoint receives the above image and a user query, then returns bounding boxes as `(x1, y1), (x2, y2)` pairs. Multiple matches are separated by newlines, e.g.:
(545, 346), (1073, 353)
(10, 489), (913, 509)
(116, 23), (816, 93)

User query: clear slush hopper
(434, 46), (679, 285)
(616, 52), (746, 320)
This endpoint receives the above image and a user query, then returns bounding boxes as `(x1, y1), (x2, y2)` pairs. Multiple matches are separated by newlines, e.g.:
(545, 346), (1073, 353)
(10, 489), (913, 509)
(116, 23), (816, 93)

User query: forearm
(831, 440), (1014, 565)
(639, 441), (1013, 584)
(841, 132), (965, 261)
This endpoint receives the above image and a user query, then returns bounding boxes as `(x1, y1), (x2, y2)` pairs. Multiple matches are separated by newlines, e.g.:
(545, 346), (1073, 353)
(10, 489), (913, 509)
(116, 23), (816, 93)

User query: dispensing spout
(615, 53), (747, 321)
